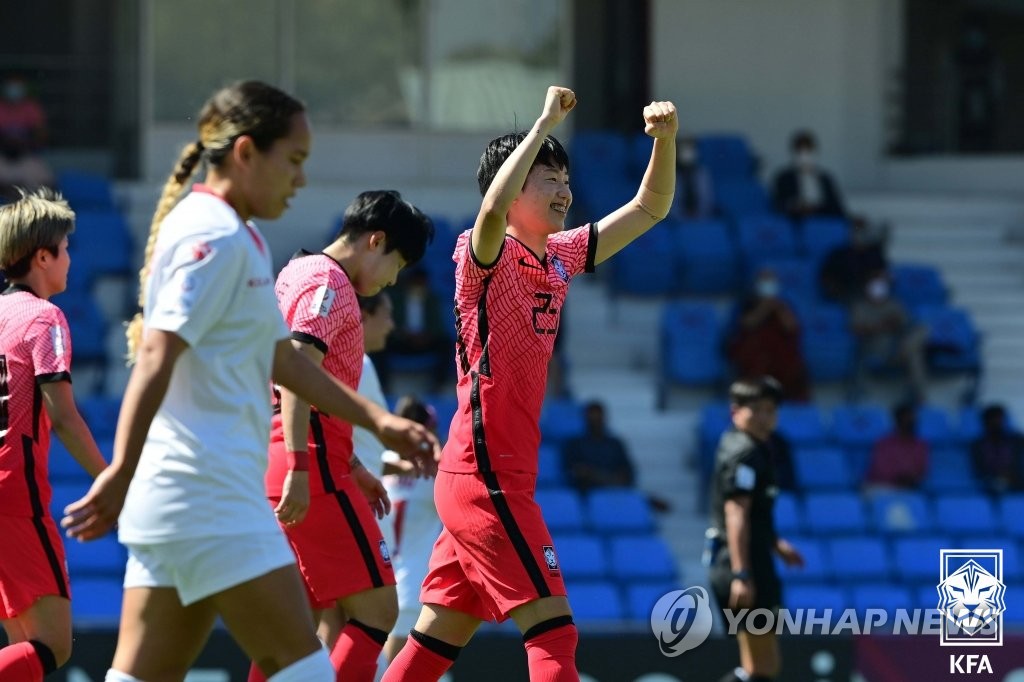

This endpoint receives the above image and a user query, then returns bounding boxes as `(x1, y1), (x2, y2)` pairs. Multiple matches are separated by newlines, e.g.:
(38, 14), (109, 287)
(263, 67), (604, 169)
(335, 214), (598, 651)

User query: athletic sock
(380, 629), (460, 682)
(522, 616), (578, 682)
(717, 668), (749, 682)
(267, 647), (334, 682)
(247, 661), (268, 682)
(0, 640), (57, 681)
(105, 671), (144, 682)
(330, 620), (388, 682)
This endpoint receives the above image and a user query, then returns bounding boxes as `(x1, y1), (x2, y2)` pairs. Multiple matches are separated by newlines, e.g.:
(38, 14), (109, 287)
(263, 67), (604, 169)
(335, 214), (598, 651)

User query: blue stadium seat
(586, 489), (654, 535)
(800, 217), (849, 263)
(552, 534), (608, 580)
(892, 263), (948, 308)
(999, 495), (1024, 537)
(851, 584), (913, 620)
(776, 404), (829, 447)
(1002, 584), (1024, 626)
(773, 492), (802, 536)
(916, 305), (982, 373)
(535, 489), (585, 534)
(803, 492), (868, 535)
(57, 170), (116, 211)
(47, 438), (92, 483)
(915, 404), (953, 446)
(659, 301), (724, 395)
(65, 535), (127, 577)
(573, 174), (637, 221)
(793, 446), (852, 490)
(51, 290), (108, 362)
(566, 581), (626, 621)
(609, 227), (678, 296)
(800, 304), (856, 382)
(775, 536), (829, 583)
(959, 537), (1021, 582)
(695, 134), (758, 182)
(923, 448), (980, 494)
(714, 180), (770, 220)
(571, 131), (630, 175)
(674, 218), (741, 294)
(71, 209), (135, 278)
(78, 395), (122, 440)
(71, 577), (123, 626)
(50, 481), (91, 520)
(832, 404), (891, 450)
(537, 444), (565, 489)
(828, 537), (890, 582)
(624, 582), (680, 621)
(737, 214), (798, 267)
(758, 257), (818, 308)
(869, 491), (932, 535)
(539, 399), (585, 444)
(933, 495), (995, 536)
(608, 536), (677, 582)
(785, 584), (849, 615)
(893, 536), (955, 583)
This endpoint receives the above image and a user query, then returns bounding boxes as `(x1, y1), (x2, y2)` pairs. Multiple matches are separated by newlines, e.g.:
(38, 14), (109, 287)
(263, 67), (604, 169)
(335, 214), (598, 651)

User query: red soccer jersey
(0, 285), (72, 516)
(441, 225), (596, 474)
(267, 252), (364, 497)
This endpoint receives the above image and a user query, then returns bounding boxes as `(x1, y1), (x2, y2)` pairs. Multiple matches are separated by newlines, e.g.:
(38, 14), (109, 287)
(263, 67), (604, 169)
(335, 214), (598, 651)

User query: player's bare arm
(593, 100), (678, 264)
(41, 380), (107, 478)
(473, 85), (576, 264)
(724, 495), (756, 608)
(275, 338), (323, 525)
(62, 329), (188, 541)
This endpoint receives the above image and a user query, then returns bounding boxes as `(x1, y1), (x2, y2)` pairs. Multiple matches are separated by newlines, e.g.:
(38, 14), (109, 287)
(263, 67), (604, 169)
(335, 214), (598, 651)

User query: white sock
(105, 671), (143, 682)
(268, 647), (333, 682)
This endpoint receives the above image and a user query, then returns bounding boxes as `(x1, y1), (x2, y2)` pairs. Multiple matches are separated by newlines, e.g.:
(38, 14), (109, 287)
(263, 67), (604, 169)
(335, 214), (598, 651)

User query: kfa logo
(938, 549), (1005, 675)
(542, 545), (559, 572)
(379, 540), (391, 564)
(550, 254), (569, 283)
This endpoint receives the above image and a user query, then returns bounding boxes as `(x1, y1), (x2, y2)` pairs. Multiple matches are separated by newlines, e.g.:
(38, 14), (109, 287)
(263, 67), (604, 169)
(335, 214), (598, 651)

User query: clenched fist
(643, 101), (678, 139)
(539, 86), (576, 129)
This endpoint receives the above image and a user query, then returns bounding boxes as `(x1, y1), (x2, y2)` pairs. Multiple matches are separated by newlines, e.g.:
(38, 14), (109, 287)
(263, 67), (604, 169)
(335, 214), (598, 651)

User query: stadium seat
(828, 537), (890, 582)
(776, 404), (829, 447)
(57, 170), (117, 211)
(916, 305), (982, 374)
(71, 577), (124, 626)
(800, 304), (856, 382)
(785, 584), (849, 616)
(78, 395), (122, 440)
(737, 214), (798, 268)
(658, 302), (725, 405)
(608, 226), (678, 296)
(50, 481), (91, 520)
(923, 448), (980, 494)
(832, 404), (892, 451)
(625, 582), (680, 621)
(566, 581), (626, 621)
(959, 537), (1021, 581)
(773, 492), (802, 536)
(552, 534), (608, 580)
(851, 584), (913, 620)
(933, 494), (996, 535)
(535, 489), (585, 534)
(915, 404), (953, 446)
(608, 536), (677, 582)
(571, 131), (630, 176)
(757, 257), (818, 308)
(776, 536), (829, 583)
(800, 217), (849, 263)
(537, 443), (565, 489)
(892, 263), (948, 309)
(999, 495), (1024, 537)
(1002, 584), (1024, 626)
(803, 492), (868, 535)
(47, 438), (92, 483)
(714, 179), (770, 220)
(893, 536), (954, 583)
(71, 209), (135, 279)
(695, 134), (758, 182)
(52, 290), (108, 362)
(64, 535), (127, 576)
(793, 446), (852, 490)
(674, 218), (741, 294)
(585, 489), (654, 535)
(539, 398), (585, 444)
(869, 491), (932, 535)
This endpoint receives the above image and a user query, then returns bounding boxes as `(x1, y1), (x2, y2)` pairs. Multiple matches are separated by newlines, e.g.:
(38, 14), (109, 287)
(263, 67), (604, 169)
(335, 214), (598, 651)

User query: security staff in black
(706, 377), (803, 682)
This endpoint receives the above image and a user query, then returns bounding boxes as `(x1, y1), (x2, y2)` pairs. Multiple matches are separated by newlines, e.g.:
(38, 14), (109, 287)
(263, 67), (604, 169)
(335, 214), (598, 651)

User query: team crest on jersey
(379, 540), (392, 564)
(310, 285), (337, 318)
(191, 240), (213, 262)
(550, 255), (569, 283)
(542, 545), (559, 572)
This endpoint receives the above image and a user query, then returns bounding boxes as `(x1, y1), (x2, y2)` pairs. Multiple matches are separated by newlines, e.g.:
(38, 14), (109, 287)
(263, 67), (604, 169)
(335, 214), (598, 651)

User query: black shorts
(708, 549), (781, 635)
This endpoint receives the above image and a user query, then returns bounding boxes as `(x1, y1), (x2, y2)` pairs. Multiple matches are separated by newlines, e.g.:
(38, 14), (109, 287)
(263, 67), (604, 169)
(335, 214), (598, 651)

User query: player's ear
(368, 230), (387, 251)
(232, 135), (256, 168)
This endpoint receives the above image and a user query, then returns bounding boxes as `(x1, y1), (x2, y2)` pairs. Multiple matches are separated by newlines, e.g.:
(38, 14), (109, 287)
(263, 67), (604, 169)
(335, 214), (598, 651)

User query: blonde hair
(125, 81), (305, 363)
(0, 187), (75, 279)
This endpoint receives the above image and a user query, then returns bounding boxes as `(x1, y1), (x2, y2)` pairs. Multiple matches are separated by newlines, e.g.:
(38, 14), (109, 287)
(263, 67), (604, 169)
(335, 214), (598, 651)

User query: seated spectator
(864, 402), (929, 492)
(374, 267), (452, 393)
(670, 134), (715, 221)
(970, 404), (1024, 494)
(819, 215), (888, 304)
(724, 268), (811, 402)
(771, 129), (845, 221)
(850, 268), (928, 403)
(0, 75), (54, 194)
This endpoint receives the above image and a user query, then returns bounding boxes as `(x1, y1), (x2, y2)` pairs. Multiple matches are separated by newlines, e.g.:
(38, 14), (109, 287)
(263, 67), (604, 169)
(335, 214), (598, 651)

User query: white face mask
(3, 82), (25, 101)
(678, 146), (697, 165)
(795, 150), (816, 169)
(756, 278), (780, 298)
(867, 278), (889, 300)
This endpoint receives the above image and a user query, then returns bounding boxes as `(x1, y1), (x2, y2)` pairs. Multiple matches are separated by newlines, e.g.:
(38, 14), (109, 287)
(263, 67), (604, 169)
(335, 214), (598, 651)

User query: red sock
(380, 630), (459, 682)
(331, 620), (387, 682)
(247, 661), (268, 682)
(523, 620), (578, 682)
(0, 641), (47, 682)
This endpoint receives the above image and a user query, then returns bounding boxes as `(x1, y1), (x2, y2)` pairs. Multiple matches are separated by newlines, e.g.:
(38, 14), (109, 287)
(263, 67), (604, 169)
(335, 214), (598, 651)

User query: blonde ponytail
(125, 141), (204, 364)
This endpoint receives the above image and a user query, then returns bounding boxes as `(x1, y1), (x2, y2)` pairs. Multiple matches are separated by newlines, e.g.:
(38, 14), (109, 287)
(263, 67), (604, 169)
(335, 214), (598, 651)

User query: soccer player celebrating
(256, 190), (434, 682)
(382, 86), (677, 681)
(0, 189), (107, 681)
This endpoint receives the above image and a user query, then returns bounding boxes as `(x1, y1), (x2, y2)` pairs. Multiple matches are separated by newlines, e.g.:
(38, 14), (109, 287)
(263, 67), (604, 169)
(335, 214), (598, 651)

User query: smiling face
(509, 162), (572, 235)
(244, 112), (311, 220)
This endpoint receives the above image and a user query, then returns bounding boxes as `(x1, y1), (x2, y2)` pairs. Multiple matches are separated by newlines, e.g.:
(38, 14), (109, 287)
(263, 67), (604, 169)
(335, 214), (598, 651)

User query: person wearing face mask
(850, 268), (928, 403)
(724, 268), (811, 402)
(863, 402), (929, 494)
(770, 130), (845, 221)
(0, 76), (54, 194)
(670, 134), (715, 221)
(818, 215), (888, 304)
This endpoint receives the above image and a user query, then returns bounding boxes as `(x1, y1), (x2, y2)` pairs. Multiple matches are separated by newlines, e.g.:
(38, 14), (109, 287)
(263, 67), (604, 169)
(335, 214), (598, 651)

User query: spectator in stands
(374, 266), (452, 393)
(670, 134), (715, 221)
(819, 215), (888, 304)
(725, 267), (811, 402)
(970, 404), (1024, 494)
(0, 75), (54, 195)
(771, 129), (845, 221)
(864, 402), (929, 492)
(850, 268), (928, 403)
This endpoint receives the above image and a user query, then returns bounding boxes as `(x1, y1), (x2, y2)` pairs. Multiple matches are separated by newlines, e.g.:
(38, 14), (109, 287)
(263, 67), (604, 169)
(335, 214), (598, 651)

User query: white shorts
(123, 532), (295, 606)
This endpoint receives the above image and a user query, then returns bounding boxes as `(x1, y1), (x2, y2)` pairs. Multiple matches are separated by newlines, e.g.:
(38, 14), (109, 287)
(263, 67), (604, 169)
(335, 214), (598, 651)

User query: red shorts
(420, 470), (566, 622)
(274, 476), (395, 609)
(0, 515), (70, 618)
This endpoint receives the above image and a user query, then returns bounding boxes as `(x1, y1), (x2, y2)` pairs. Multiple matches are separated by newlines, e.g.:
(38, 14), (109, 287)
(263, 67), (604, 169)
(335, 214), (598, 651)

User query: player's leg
(381, 603), (481, 682)
(333, 586), (398, 682)
(736, 629), (780, 680)
(0, 596), (70, 680)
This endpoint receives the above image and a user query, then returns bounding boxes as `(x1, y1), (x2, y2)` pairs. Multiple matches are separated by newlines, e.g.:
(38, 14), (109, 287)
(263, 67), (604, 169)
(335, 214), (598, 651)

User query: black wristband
(732, 570), (752, 582)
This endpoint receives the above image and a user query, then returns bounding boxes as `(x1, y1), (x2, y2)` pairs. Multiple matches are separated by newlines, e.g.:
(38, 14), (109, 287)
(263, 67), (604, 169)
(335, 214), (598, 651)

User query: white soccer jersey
(352, 354), (388, 476)
(118, 187), (290, 544)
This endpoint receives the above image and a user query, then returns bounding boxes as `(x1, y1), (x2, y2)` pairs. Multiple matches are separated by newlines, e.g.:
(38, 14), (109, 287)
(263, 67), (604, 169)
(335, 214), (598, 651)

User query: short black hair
(394, 394), (437, 430)
(982, 404), (1006, 422)
(790, 129), (818, 151)
(892, 401), (917, 422)
(477, 132), (570, 196)
(358, 291), (389, 315)
(335, 190), (434, 266)
(729, 376), (783, 407)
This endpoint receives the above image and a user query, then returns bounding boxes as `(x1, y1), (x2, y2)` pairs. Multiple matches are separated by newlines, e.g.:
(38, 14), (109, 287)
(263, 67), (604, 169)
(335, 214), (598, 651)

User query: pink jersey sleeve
(283, 265), (355, 353)
(453, 229), (499, 284)
(547, 224), (596, 277)
(28, 307), (72, 382)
